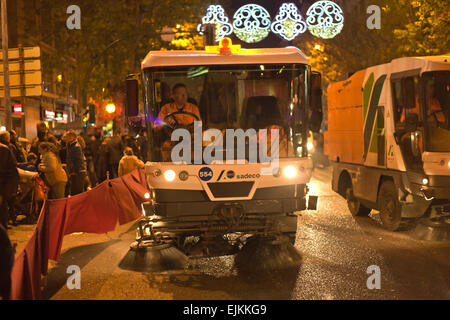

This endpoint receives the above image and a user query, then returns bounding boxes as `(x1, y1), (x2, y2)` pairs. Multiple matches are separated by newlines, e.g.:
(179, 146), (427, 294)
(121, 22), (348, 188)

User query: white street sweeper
(123, 38), (322, 267)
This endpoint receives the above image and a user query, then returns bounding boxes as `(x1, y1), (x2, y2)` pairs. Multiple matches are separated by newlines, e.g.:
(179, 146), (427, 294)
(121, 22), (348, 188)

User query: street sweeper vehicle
(123, 38), (322, 265)
(325, 54), (450, 233)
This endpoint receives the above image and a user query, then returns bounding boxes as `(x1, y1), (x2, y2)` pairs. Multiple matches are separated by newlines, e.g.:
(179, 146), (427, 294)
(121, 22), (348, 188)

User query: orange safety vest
(158, 102), (201, 126)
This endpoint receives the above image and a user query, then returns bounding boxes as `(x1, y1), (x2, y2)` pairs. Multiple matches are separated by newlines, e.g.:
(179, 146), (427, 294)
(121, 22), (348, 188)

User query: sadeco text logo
(198, 167), (213, 181)
(237, 173), (261, 179)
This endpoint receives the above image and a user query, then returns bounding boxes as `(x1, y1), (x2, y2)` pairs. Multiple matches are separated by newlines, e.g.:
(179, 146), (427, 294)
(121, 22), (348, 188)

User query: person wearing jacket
(30, 122), (59, 162)
(0, 131), (17, 163)
(62, 130), (87, 196)
(9, 130), (26, 163)
(0, 143), (19, 229)
(118, 147), (145, 177)
(38, 142), (68, 199)
(107, 134), (123, 178)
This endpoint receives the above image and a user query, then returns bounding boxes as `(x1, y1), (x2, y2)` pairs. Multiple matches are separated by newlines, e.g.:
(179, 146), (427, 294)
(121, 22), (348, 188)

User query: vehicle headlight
(144, 192), (151, 199)
(179, 171), (189, 181)
(422, 178), (429, 185)
(164, 170), (176, 182)
(153, 169), (162, 177)
(283, 165), (297, 178)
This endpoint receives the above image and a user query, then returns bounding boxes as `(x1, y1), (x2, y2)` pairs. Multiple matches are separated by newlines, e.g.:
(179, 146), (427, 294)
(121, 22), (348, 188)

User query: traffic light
(88, 104), (96, 124)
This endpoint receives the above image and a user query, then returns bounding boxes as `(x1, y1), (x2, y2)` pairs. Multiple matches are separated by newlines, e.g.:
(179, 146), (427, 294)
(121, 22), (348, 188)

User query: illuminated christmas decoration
(233, 4), (271, 43)
(198, 5), (233, 42)
(271, 3), (307, 41)
(306, 1), (344, 39)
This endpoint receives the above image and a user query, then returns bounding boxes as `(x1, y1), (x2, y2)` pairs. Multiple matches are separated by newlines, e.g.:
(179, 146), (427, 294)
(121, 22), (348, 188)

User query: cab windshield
(143, 64), (309, 162)
(423, 71), (450, 152)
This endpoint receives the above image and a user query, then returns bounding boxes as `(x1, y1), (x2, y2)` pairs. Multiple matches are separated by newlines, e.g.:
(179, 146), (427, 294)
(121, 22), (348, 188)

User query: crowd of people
(0, 122), (148, 231)
(0, 123), (148, 299)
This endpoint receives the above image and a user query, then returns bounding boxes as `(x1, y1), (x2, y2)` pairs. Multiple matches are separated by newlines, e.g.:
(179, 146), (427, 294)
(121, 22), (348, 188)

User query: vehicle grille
(207, 182), (254, 198)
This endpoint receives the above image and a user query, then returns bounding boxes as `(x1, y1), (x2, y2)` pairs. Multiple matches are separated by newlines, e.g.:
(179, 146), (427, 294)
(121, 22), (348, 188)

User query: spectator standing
(86, 134), (102, 186)
(95, 139), (110, 183)
(62, 130), (87, 196)
(18, 137), (30, 156)
(76, 134), (91, 190)
(107, 134), (123, 178)
(118, 147), (145, 177)
(0, 131), (16, 163)
(38, 142), (68, 199)
(123, 134), (141, 160)
(0, 143), (19, 229)
(30, 122), (59, 161)
(9, 130), (26, 163)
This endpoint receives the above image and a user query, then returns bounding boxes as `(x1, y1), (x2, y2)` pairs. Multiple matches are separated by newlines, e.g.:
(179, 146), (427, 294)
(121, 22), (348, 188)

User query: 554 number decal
(198, 167), (213, 181)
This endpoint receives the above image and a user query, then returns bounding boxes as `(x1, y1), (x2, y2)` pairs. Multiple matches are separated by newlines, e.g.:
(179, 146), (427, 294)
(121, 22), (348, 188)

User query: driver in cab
(157, 83), (201, 128)
(157, 83), (200, 161)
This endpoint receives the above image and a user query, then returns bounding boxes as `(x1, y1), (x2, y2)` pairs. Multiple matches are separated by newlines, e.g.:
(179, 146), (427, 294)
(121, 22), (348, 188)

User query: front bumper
(144, 184), (310, 217)
(145, 198), (307, 217)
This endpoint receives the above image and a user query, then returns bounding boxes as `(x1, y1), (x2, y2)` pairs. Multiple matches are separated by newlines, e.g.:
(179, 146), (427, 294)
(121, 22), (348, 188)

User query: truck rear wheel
(378, 180), (402, 231)
(346, 186), (371, 217)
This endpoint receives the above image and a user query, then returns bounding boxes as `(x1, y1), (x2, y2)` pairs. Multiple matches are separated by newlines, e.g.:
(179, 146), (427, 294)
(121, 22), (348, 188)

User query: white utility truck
(325, 54), (450, 231)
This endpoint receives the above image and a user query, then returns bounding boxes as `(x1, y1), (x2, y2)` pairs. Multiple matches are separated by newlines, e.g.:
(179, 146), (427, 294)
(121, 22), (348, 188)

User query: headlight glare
(164, 170), (176, 181)
(283, 165), (297, 178)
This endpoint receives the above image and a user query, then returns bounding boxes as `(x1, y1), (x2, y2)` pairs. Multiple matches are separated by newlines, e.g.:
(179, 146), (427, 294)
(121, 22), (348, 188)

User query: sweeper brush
(409, 216), (450, 241)
(234, 235), (302, 276)
(119, 240), (189, 272)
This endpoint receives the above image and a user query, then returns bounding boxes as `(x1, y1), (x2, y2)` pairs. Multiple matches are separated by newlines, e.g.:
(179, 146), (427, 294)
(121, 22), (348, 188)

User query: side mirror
(126, 75), (139, 117)
(309, 71), (323, 133)
(410, 131), (422, 158)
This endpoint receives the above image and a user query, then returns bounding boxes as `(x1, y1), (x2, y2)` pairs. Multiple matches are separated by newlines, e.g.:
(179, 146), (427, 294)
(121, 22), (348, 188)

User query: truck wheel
(346, 187), (371, 217)
(378, 180), (402, 231)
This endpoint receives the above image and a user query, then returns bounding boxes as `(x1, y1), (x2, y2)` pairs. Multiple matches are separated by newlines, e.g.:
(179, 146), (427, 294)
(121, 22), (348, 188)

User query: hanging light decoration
(271, 3), (307, 41)
(232, 4), (271, 43)
(306, 1), (344, 39)
(197, 5), (233, 42)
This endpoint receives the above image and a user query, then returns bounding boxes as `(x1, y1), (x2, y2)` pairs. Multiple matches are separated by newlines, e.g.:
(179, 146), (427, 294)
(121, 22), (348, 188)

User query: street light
(314, 44), (323, 51)
(106, 103), (116, 114)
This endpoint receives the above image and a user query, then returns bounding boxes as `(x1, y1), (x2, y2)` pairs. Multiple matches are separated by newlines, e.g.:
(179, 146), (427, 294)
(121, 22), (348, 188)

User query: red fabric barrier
(10, 169), (149, 299)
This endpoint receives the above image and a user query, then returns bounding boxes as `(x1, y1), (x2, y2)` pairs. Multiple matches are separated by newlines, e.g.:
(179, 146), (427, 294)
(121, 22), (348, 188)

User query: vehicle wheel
(377, 180), (402, 231)
(346, 186), (371, 217)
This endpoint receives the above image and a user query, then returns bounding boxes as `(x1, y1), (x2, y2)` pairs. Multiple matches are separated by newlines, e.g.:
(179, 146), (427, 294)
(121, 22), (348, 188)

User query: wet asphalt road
(9, 166), (450, 300)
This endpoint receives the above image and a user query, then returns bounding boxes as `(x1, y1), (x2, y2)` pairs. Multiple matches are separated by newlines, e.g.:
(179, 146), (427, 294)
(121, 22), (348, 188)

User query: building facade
(0, 0), (79, 140)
